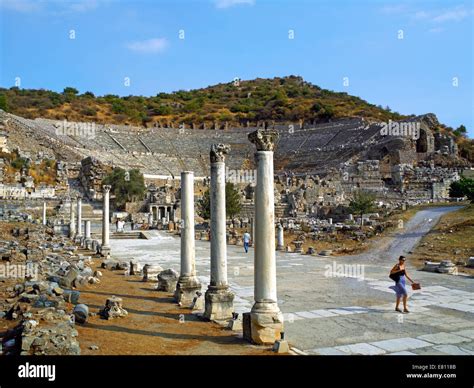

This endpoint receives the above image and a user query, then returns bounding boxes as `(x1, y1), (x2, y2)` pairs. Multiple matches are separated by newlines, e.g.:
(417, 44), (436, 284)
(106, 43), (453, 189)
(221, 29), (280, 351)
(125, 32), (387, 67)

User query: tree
(349, 191), (376, 227)
(102, 167), (146, 208)
(63, 87), (79, 95)
(197, 190), (211, 220)
(453, 125), (467, 137)
(449, 177), (474, 202)
(226, 182), (242, 218)
(197, 182), (242, 220)
(82, 91), (95, 98)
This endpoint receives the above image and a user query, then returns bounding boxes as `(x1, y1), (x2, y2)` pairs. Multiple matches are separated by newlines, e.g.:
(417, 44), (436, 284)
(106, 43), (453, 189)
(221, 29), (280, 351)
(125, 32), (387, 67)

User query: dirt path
(75, 258), (271, 355)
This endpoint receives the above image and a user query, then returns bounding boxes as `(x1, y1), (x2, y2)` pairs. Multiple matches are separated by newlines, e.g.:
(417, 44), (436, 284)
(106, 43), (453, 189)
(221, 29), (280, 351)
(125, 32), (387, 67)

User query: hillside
(0, 76), (406, 126)
(1, 76), (471, 161)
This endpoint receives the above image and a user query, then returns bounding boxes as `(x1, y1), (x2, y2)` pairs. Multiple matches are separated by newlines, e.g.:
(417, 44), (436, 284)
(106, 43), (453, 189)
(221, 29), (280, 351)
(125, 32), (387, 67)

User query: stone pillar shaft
(277, 224), (284, 251)
(175, 172), (201, 307)
(204, 144), (234, 321)
(210, 161), (227, 286)
(101, 186), (111, 256)
(69, 202), (76, 238)
(254, 151), (277, 304)
(76, 198), (82, 237)
(180, 172), (195, 276)
(42, 202), (47, 226)
(85, 220), (91, 239)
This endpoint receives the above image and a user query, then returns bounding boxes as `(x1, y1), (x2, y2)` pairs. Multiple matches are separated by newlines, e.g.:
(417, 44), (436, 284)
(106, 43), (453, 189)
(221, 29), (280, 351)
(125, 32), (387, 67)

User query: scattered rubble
(0, 223), (97, 355)
(99, 296), (128, 319)
(423, 259), (458, 274)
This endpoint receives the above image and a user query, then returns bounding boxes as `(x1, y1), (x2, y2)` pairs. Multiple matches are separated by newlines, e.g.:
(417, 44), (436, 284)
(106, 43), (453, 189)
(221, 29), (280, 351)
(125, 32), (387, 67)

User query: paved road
(110, 206), (474, 355)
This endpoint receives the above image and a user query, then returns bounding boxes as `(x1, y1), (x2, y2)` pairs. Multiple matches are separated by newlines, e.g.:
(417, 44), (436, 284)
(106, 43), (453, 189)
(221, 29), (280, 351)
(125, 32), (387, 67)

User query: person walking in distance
(243, 230), (251, 253)
(389, 256), (415, 313)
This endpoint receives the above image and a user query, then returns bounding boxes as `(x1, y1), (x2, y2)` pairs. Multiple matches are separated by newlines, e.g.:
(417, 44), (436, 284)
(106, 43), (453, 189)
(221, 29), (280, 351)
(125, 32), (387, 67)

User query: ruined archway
(416, 128), (428, 153)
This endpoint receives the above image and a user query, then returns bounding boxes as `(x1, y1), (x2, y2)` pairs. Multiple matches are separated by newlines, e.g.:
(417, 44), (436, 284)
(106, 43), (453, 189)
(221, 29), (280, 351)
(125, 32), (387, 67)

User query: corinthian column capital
(248, 129), (280, 151)
(210, 143), (231, 163)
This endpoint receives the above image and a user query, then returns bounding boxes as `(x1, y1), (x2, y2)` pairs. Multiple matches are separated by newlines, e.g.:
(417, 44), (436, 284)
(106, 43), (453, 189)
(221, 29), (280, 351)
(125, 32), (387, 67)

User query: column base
(174, 275), (202, 308)
(276, 245), (284, 251)
(243, 302), (284, 345)
(85, 239), (93, 250)
(100, 246), (111, 257)
(203, 286), (234, 321)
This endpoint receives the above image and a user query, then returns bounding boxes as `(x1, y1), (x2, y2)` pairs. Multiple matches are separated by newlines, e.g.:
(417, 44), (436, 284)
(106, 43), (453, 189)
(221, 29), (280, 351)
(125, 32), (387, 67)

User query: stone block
(157, 268), (179, 292)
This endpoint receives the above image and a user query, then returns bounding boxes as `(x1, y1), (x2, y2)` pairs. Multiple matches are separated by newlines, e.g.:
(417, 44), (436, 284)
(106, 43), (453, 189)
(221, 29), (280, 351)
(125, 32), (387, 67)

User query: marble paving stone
(388, 351), (416, 355)
(282, 313), (305, 322)
(340, 306), (370, 314)
(294, 311), (322, 319)
(335, 342), (386, 355)
(369, 337), (432, 352)
(432, 344), (474, 355)
(422, 286), (453, 292)
(417, 332), (472, 345)
(309, 309), (338, 317)
(460, 342), (474, 351)
(327, 308), (356, 315)
(410, 300), (435, 307)
(438, 303), (474, 313)
(310, 347), (349, 355)
(452, 329), (474, 339)
(408, 306), (431, 313)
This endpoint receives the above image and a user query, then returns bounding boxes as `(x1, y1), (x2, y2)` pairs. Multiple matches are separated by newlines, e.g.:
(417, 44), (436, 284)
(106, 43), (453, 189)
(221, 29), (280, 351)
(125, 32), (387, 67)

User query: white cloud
(432, 6), (471, 23)
(214, 0), (255, 9)
(126, 38), (168, 54)
(409, 5), (472, 24)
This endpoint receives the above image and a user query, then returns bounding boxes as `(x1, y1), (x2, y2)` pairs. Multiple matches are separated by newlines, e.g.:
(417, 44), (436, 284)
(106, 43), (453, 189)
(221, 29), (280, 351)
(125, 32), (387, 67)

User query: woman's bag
(411, 283), (421, 290)
(389, 272), (400, 282)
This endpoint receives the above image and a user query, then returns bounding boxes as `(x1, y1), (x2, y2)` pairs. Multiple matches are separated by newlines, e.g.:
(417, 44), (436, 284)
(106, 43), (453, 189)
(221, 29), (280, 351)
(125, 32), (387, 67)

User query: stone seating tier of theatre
(0, 112), (456, 179)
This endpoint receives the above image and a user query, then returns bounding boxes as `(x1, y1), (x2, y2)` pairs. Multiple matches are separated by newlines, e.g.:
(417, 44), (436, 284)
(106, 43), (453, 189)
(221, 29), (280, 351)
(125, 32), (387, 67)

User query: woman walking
(390, 256), (415, 313)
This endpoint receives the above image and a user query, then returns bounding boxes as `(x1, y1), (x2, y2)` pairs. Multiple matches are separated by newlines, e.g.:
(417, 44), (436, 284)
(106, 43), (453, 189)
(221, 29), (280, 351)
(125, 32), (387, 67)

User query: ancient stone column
(148, 213), (153, 225)
(204, 144), (234, 321)
(85, 220), (92, 249)
(250, 217), (254, 246)
(69, 200), (76, 238)
(244, 129), (283, 345)
(101, 185), (111, 257)
(276, 224), (284, 251)
(85, 220), (91, 239)
(42, 202), (47, 226)
(76, 197), (83, 238)
(174, 172), (201, 306)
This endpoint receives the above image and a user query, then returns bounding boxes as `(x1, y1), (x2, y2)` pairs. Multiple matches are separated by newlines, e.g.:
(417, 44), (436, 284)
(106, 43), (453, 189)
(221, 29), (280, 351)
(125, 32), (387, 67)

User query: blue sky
(0, 0), (472, 136)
